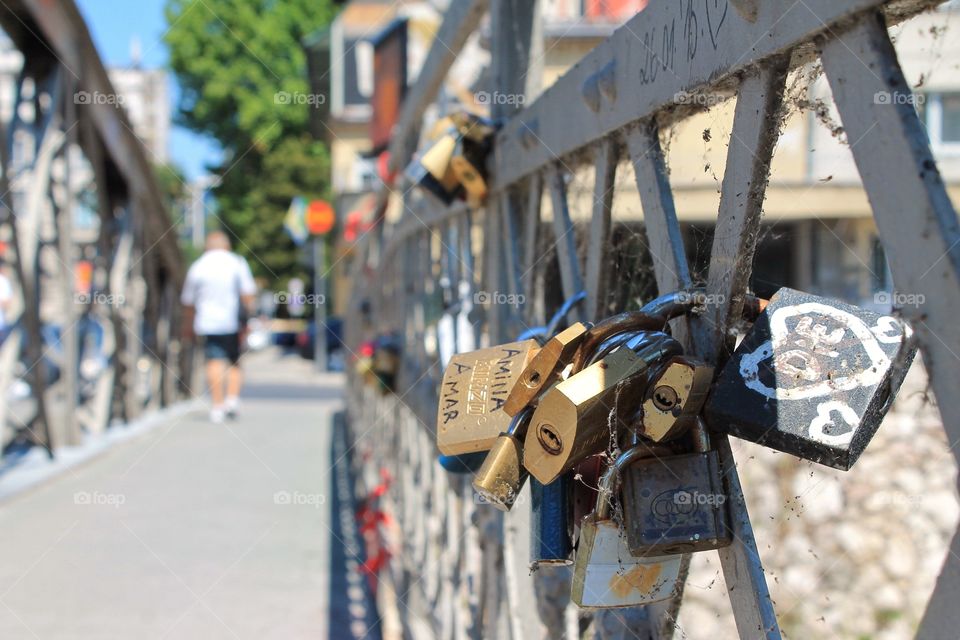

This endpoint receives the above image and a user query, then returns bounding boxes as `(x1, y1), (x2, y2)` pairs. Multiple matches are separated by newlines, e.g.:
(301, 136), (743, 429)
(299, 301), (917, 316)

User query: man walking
(181, 231), (257, 423)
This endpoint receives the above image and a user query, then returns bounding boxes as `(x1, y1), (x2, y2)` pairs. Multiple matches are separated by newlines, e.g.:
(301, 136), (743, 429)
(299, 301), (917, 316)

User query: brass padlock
(572, 446), (682, 609)
(371, 334), (402, 393)
(436, 340), (540, 455)
(405, 119), (464, 204)
(621, 420), (733, 556)
(523, 332), (682, 485)
(503, 322), (591, 417)
(472, 406), (533, 510)
(449, 138), (489, 203)
(638, 356), (714, 442)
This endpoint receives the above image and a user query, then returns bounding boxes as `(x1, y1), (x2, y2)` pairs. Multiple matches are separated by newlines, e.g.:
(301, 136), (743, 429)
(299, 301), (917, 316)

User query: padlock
(571, 446), (682, 608)
(638, 356), (714, 442)
(449, 137), (489, 203)
(704, 287), (917, 470)
(530, 474), (573, 569)
(620, 421), (732, 556)
(405, 119), (464, 204)
(503, 322), (591, 417)
(436, 340), (540, 455)
(371, 334), (402, 393)
(473, 407), (533, 510)
(523, 331), (682, 485)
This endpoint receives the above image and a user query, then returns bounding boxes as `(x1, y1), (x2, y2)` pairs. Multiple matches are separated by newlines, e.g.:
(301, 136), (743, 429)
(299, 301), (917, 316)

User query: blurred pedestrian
(181, 231), (257, 423)
(0, 260), (12, 344)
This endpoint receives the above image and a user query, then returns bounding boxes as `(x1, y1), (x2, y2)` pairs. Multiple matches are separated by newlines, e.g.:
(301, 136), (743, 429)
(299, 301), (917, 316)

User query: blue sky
(76, 0), (222, 180)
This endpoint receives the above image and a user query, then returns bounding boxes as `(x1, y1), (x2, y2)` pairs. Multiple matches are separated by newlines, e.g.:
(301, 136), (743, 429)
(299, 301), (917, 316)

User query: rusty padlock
(572, 445), (682, 608)
(620, 421), (733, 556)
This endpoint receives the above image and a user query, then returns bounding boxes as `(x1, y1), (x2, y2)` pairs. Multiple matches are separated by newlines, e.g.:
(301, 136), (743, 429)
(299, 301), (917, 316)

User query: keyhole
(652, 385), (679, 411)
(537, 423), (563, 455)
(524, 371), (542, 388)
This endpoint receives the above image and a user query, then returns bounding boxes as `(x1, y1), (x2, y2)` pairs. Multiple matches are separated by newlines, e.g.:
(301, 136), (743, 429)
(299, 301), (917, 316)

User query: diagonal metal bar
(818, 13), (960, 637)
(692, 61), (791, 640)
(547, 166), (585, 321)
(584, 138), (618, 322)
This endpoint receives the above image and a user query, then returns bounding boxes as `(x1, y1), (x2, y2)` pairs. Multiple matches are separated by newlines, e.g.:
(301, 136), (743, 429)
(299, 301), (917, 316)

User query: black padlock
(704, 287), (916, 470)
(620, 423), (732, 556)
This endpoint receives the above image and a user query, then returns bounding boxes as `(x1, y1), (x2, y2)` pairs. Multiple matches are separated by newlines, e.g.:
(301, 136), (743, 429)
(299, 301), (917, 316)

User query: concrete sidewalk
(0, 349), (378, 640)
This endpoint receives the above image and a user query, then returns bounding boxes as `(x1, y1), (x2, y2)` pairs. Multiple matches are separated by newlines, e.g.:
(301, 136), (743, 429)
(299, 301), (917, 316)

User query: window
(922, 92), (960, 149)
(941, 93), (960, 143)
(917, 91), (960, 154)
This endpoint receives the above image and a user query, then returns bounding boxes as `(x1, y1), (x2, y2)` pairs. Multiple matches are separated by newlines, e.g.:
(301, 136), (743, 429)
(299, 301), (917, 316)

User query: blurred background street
(0, 349), (376, 639)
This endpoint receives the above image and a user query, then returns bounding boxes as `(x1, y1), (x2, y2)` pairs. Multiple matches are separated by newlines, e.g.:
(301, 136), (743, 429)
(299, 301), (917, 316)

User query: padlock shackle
(571, 313), (669, 373)
(506, 405), (535, 438)
(640, 288), (768, 323)
(690, 417), (711, 453)
(595, 443), (672, 520)
(586, 330), (643, 367)
(544, 291), (588, 338)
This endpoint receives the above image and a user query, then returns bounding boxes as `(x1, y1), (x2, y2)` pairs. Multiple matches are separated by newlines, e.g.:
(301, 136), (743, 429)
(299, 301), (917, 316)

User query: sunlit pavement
(0, 348), (379, 640)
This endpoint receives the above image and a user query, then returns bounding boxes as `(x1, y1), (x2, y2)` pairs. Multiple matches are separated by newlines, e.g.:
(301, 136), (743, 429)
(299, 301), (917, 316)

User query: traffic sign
(305, 200), (335, 235)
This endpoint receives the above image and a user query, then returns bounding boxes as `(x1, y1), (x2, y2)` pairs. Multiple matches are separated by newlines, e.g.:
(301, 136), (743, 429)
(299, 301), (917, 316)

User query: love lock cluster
(435, 287), (915, 609)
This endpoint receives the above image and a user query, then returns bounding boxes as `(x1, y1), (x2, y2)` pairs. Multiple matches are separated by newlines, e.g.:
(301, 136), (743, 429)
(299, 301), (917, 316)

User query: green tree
(164, 0), (335, 284)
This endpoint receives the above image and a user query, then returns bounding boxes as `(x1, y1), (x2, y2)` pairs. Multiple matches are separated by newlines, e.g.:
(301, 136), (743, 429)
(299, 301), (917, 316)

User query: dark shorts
(202, 333), (241, 364)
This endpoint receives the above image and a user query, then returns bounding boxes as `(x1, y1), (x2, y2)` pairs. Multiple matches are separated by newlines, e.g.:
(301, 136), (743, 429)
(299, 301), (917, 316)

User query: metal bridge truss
(0, 0), (188, 458)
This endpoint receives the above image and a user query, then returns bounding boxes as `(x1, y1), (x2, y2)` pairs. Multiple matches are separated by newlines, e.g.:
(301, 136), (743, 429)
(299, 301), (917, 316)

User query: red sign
(305, 200), (335, 235)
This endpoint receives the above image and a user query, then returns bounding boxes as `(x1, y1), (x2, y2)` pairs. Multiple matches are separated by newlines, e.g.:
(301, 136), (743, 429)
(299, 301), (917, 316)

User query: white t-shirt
(181, 250), (257, 335)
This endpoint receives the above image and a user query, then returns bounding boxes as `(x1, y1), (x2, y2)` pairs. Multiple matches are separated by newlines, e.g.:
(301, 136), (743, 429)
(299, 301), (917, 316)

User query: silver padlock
(571, 446), (682, 609)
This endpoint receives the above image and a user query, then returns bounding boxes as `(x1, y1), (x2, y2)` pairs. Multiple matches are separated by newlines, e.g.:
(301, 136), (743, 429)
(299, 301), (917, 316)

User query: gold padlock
(437, 340), (540, 456)
(450, 138), (489, 203)
(523, 332), (681, 485)
(639, 356), (714, 442)
(472, 406), (534, 511)
(503, 322), (590, 417)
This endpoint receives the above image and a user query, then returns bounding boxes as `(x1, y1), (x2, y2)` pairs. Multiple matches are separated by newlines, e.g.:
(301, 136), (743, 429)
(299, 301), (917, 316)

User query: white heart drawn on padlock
(808, 400), (860, 446)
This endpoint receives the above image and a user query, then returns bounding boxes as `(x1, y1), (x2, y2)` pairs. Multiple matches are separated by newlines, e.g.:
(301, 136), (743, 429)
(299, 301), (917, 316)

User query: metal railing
(0, 0), (189, 457)
(345, 1), (960, 637)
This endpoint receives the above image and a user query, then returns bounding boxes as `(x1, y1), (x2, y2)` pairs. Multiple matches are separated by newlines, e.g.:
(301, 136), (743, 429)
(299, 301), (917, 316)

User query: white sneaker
(210, 407), (226, 424)
(225, 396), (239, 419)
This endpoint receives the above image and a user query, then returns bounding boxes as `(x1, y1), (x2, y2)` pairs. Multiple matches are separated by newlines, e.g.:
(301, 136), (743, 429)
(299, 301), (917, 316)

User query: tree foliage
(164, 0), (335, 284)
